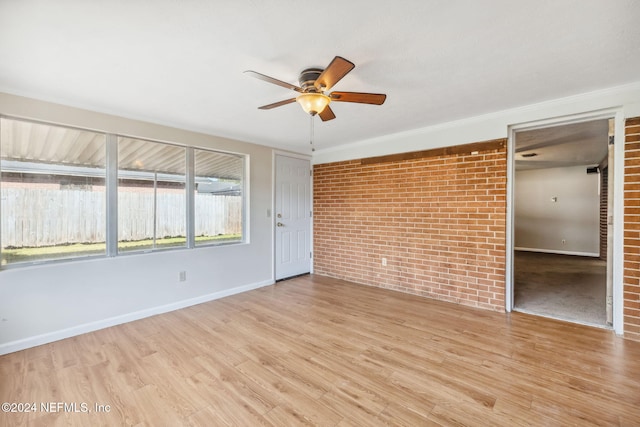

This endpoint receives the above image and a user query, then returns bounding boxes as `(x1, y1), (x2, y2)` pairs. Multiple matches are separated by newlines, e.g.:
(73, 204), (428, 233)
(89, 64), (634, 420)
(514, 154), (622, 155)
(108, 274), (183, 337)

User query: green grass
(1, 234), (242, 265)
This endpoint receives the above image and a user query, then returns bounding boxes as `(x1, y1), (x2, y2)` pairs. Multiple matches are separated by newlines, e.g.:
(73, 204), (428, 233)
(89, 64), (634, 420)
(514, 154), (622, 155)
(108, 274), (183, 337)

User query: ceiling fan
(244, 56), (386, 121)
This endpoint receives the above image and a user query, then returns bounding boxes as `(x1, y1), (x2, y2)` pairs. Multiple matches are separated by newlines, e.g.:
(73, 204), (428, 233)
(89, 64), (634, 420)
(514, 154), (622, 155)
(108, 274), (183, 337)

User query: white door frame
(272, 151), (313, 281)
(505, 108), (625, 335)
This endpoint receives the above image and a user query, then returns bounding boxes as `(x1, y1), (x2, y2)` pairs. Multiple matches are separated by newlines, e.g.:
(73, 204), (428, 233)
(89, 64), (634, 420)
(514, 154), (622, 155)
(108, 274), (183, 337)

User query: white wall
(312, 82), (640, 165)
(514, 166), (600, 256)
(0, 93), (276, 355)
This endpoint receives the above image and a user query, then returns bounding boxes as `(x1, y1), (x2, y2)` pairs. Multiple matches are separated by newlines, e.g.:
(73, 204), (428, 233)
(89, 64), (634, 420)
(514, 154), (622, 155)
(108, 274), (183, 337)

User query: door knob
(276, 222), (284, 227)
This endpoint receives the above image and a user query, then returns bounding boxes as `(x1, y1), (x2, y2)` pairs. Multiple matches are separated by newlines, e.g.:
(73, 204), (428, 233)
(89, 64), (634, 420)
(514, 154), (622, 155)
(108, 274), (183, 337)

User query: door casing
(273, 152), (313, 281)
(505, 108), (624, 335)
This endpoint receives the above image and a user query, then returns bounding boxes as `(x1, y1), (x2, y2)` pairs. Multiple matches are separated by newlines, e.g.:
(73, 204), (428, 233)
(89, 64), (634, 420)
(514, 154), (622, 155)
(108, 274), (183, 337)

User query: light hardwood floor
(1, 274), (639, 426)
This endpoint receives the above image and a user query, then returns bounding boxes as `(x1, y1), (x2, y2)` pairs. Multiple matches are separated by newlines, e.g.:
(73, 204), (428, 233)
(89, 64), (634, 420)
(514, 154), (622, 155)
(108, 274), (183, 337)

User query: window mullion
(106, 134), (118, 257)
(186, 148), (195, 248)
(153, 172), (158, 249)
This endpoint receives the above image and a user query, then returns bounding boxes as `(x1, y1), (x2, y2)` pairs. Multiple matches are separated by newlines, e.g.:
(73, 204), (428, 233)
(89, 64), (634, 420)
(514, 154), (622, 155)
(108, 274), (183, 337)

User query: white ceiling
(0, 1), (639, 155)
(515, 119), (610, 170)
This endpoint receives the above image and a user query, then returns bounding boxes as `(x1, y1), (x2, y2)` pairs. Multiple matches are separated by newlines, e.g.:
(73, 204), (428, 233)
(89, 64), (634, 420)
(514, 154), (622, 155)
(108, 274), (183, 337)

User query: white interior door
(275, 154), (311, 280)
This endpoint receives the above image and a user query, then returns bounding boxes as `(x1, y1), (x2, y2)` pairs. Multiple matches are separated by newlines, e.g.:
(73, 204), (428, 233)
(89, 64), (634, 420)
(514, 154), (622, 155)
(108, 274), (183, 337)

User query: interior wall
(0, 92), (275, 355)
(514, 165), (600, 256)
(313, 140), (507, 312)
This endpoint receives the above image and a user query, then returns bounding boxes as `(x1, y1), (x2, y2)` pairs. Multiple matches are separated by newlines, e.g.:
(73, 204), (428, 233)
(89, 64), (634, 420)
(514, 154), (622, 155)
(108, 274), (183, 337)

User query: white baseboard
(515, 247), (600, 257)
(0, 279), (274, 356)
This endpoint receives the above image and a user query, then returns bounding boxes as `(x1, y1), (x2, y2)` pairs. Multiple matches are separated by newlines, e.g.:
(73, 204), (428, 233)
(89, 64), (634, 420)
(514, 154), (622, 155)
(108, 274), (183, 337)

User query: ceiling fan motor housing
(299, 68), (323, 92)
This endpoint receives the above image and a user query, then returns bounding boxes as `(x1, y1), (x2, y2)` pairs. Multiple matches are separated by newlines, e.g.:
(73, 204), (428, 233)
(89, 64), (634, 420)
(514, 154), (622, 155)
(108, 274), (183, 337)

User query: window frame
(0, 115), (248, 269)
(116, 135), (189, 254)
(0, 116), (109, 267)
(192, 147), (246, 248)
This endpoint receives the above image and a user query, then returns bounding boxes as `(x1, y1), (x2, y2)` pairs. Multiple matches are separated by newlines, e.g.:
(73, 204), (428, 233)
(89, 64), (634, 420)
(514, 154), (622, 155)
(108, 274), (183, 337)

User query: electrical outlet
(179, 271), (187, 282)
(382, 258), (387, 266)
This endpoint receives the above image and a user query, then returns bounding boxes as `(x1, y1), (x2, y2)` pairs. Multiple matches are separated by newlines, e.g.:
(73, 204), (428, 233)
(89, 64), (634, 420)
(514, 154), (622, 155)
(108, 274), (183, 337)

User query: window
(0, 117), (247, 268)
(194, 149), (244, 245)
(0, 117), (106, 265)
(118, 137), (186, 252)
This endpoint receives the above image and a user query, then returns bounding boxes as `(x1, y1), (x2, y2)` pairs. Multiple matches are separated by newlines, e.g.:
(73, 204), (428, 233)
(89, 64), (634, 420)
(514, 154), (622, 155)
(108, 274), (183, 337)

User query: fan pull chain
(309, 114), (315, 152)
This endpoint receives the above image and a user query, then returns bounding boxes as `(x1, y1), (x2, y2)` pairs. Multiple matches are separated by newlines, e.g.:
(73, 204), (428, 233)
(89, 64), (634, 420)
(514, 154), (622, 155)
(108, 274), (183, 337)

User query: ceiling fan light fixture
(296, 93), (330, 115)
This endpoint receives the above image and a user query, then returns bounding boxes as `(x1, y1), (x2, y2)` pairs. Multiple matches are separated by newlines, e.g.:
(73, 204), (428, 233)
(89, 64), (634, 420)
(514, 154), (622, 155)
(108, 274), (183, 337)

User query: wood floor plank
(236, 360), (343, 426)
(128, 384), (187, 426)
(237, 344), (333, 400)
(376, 401), (437, 426)
(186, 370), (272, 427)
(2, 274), (640, 426)
(186, 404), (232, 427)
(318, 385), (386, 426)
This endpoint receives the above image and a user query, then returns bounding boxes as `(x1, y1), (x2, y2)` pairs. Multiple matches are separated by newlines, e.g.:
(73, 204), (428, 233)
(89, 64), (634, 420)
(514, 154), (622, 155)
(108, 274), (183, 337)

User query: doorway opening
(510, 118), (614, 328)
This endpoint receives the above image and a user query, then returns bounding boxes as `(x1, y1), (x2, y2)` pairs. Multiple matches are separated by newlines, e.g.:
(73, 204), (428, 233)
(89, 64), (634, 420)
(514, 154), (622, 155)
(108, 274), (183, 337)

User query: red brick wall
(313, 139), (507, 311)
(624, 116), (640, 342)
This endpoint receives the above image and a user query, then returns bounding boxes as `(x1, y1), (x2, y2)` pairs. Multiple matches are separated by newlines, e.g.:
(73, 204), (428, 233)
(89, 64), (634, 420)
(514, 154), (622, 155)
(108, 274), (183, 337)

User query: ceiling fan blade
(318, 105), (336, 121)
(258, 98), (297, 110)
(314, 56), (355, 91)
(329, 91), (386, 105)
(244, 70), (302, 92)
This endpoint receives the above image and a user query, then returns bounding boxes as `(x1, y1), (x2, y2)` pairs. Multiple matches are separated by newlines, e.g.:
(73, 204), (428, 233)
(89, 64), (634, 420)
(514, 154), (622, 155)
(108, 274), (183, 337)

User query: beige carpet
(514, 251), (607, 326)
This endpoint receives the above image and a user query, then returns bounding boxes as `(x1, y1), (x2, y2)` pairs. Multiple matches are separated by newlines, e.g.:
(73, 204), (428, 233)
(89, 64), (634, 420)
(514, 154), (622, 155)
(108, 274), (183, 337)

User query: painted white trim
(271, 151), (277, 282)
(506, 126), (516, 312)
(506, 107), (624, 335)
(612, 111), (625, 335)
(505, 107), (620, 133)
(243, 154), (251, 245)
(272, 150), (312, 161)
(309, 161), (314, 275)
(0, 279), (274, 356)
(514, 247), (600, 258)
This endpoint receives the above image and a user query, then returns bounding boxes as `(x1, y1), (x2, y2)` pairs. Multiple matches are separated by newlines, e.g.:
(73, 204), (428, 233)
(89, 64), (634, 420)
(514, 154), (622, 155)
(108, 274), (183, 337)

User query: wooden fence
(1, 188), (242, 248)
